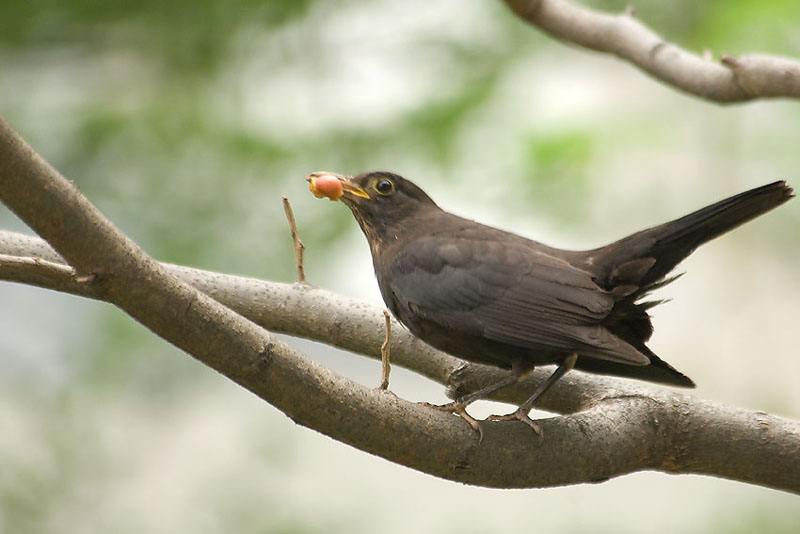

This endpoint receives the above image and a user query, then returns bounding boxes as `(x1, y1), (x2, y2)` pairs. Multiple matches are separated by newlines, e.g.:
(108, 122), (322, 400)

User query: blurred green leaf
(517, 129), (595, 224)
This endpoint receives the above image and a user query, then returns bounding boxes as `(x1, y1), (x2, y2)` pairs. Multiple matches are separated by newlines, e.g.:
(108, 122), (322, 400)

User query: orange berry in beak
(308, 173), (344, 201)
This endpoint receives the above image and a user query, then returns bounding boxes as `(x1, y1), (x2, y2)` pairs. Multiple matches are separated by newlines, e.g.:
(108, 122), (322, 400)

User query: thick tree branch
(502, 0), (800, 102)
(1, 119), (798, 492)
(1, 227), (799, 492)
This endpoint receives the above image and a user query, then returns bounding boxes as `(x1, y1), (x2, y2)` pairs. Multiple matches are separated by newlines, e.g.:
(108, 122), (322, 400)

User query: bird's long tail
(594, 180), (792, 389)
(599, 181), (794, 288)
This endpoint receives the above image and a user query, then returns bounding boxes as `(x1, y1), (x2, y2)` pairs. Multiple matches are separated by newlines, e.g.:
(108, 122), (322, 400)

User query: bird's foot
(487, 408), (543, 437)
(419, 401), (483, 440)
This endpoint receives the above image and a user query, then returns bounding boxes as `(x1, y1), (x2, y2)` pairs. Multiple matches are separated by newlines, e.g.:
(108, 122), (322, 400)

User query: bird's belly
(400, 315), (563, 370)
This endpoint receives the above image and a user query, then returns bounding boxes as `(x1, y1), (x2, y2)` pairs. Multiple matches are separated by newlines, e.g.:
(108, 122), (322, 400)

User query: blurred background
(1, 0), (799, 532)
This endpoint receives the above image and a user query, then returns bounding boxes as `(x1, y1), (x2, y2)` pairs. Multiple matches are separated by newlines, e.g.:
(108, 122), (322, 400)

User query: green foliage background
(1, 1), (798, 532)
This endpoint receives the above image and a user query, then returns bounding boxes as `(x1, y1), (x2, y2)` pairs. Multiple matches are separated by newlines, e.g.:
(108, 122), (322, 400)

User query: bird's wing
(389, 231), (648, 365)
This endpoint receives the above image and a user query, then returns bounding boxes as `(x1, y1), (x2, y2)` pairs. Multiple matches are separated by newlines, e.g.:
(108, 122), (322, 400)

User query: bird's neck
(357, 207), (442, 257)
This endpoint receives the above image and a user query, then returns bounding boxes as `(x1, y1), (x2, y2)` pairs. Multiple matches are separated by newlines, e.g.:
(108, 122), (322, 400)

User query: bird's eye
(375, 178), (395, 196)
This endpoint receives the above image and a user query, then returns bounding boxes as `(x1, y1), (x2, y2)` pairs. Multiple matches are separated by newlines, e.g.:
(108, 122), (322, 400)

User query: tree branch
(1, 232), (799, 492)
(1, 118), (798, 492)
(502, 0), (800, 103)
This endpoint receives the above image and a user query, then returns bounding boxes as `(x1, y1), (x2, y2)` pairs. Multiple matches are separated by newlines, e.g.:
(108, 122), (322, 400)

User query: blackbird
(308, 171), (793, 434)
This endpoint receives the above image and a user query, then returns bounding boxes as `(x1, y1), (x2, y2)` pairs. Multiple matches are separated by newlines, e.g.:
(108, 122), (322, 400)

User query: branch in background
(502, 0), (800, 103)
(1, 227), (799, 493)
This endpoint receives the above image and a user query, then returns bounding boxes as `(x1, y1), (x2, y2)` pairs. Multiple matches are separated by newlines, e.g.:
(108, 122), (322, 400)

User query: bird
(307, 171), (794, 435)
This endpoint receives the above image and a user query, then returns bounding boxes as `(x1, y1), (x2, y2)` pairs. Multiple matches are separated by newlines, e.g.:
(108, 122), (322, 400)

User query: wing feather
(390, 233), (648, 365)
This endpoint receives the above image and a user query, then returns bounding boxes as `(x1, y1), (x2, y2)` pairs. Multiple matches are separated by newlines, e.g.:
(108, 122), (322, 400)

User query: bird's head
(307, 171), (439, 244)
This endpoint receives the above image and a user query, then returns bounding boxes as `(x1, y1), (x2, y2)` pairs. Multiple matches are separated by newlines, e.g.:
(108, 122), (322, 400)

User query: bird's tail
(593, 181), (792, 387)
(597, 181), (794, 288)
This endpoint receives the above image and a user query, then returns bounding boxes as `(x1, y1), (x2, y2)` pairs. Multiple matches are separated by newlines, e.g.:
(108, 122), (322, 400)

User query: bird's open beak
(306, 171), (370, 201)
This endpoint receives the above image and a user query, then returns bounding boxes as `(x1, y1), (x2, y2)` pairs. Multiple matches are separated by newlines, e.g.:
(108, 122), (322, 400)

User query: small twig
(282, 197), (306, 283)
(379, 310), (392, 390)
(0, 253), (75, 276)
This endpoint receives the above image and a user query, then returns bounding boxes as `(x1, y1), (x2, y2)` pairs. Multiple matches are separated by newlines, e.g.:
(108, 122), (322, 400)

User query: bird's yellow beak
(306, 172), (370, 201)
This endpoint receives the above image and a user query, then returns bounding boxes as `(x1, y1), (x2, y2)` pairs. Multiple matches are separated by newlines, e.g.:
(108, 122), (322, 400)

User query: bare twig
(502, 0), (800, 103)
(282, 197), (306, 283)
(379, 309), (392, 390)
(0, 253), (75, 277)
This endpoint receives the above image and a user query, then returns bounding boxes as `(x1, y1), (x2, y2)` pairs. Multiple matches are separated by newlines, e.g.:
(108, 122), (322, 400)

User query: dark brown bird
(308, 171), (794, 434)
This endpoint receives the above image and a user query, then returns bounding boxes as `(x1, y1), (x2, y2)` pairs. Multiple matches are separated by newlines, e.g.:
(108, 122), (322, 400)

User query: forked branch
(1, 118), (798, 493)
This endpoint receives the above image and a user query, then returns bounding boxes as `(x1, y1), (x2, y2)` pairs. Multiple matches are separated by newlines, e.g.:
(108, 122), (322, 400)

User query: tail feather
(590, 181), (793, 388)
(644, 180), (794, 278)
(594, 180), (794, 288)
(574, 346), (695, 387)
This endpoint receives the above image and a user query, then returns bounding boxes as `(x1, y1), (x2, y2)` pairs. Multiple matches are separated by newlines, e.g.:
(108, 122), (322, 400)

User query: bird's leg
(488, 353), (578, 436)
(420, 360), (535, 437)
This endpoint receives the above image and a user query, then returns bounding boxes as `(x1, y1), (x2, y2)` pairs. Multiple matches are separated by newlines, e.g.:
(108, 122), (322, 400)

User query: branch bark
(1, 118), (798, 493)
(502, 0), (800, 103)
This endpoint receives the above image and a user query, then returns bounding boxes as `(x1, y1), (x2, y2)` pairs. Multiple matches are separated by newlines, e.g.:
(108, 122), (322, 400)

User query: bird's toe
(419, 401), (484, 441)
(487, 408), (543, 437)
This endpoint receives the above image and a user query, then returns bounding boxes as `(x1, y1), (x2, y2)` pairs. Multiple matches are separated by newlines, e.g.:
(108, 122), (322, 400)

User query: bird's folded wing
(391, 235), (648, 365)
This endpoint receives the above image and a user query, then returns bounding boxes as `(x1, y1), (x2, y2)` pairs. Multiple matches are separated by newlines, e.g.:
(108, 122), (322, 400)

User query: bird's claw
(487, 408), (543, 437)
(419, 401), (484, 441)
